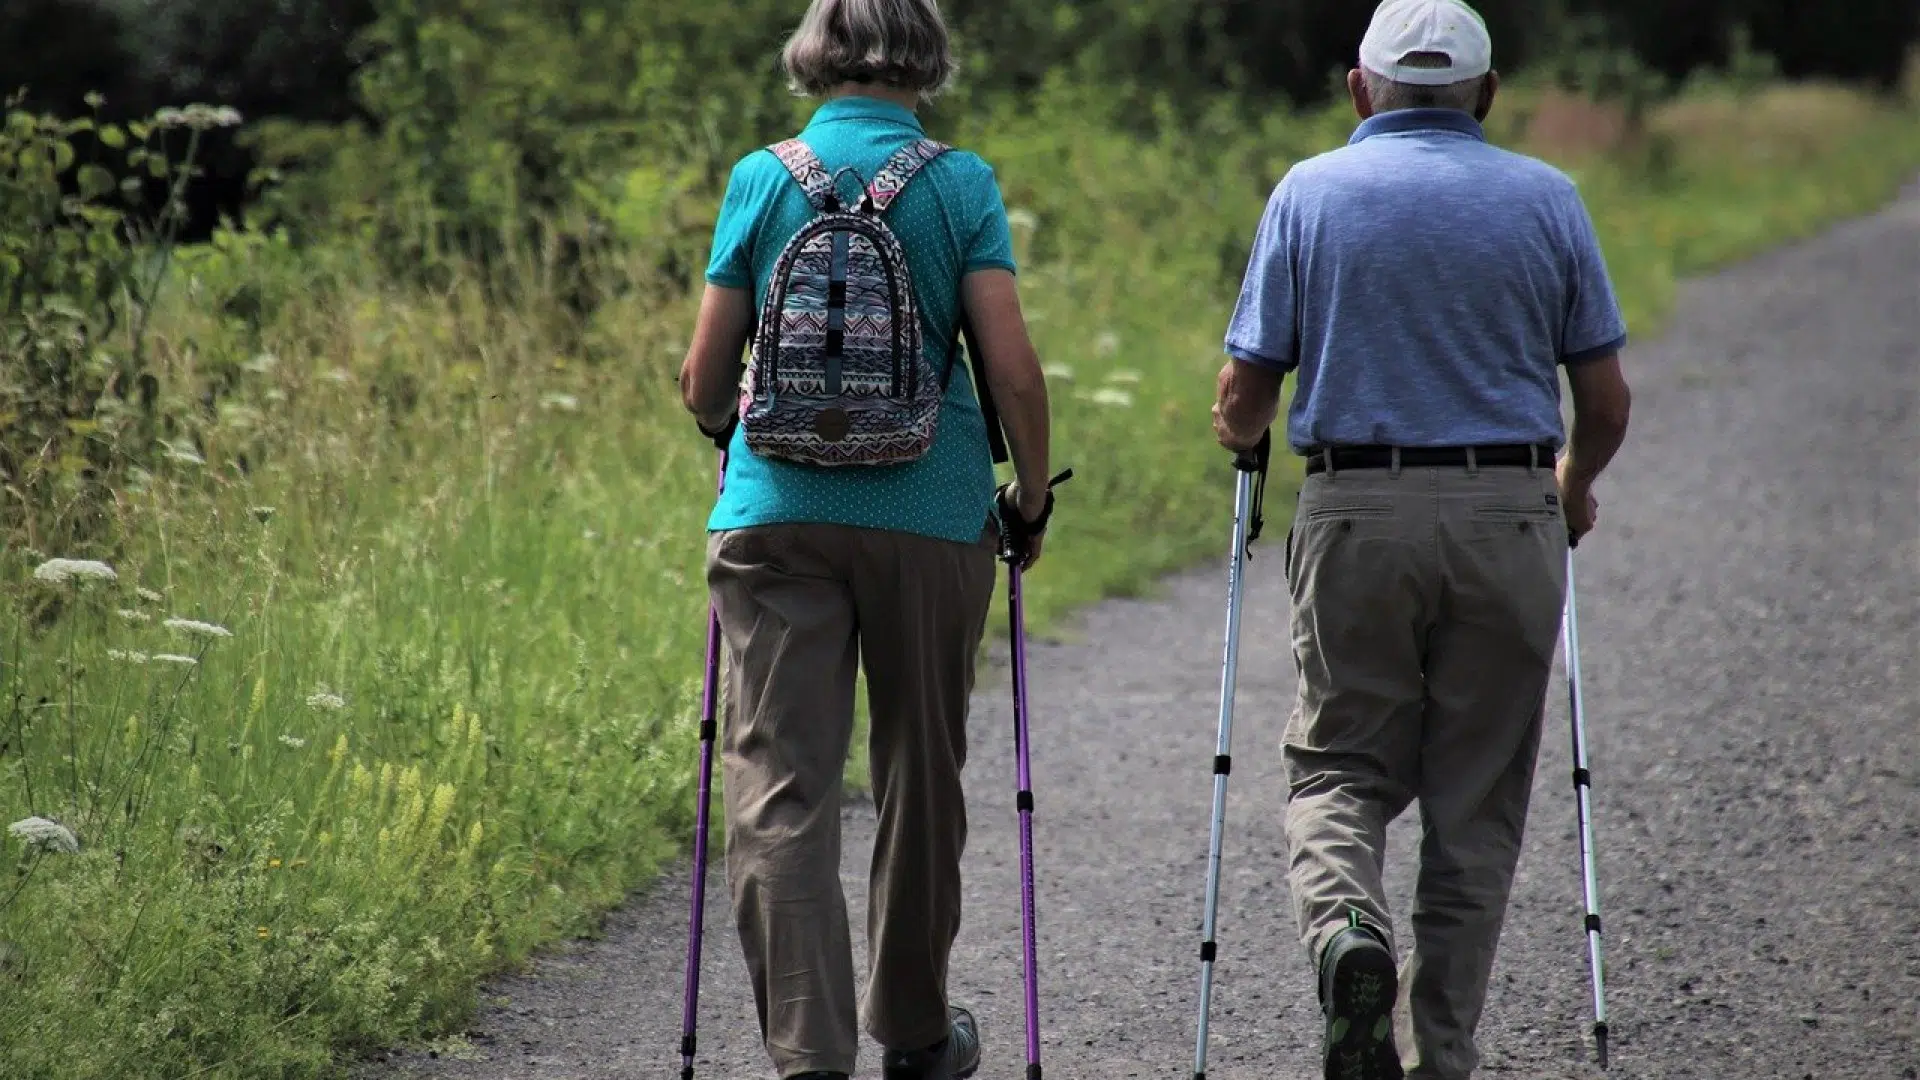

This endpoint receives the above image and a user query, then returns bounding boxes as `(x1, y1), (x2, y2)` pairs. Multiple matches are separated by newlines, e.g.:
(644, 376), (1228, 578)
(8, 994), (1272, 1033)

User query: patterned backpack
(739, 137), (967, 467)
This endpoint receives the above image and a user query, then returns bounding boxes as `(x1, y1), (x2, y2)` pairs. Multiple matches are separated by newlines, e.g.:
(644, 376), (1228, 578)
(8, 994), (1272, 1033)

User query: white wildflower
(243, 352), (278, 374)
(151, 654), (198, 667)
(32, 558), (118, 586)
(162, 439), (205, 466)
(278, 734), (308, 749)
(165, 618), (232, 639)
(1095, 331), (1121, 357)
(251, 506), (276, 523)
(1106, 370), (1142, 385)
(157, 104), (243, 131)
(305, 691), (346, 712)
(1043, 364), (1076, 383)
(116, 608), (152, 624)
(8, 817), (80, 855)
(1087, 388), (1135, 408)
(1006, 208), (1040, 232)
(108, 649), (151, 664)
(136, 587), (164, 604)
(321, 368), (351, 384)
(539, 392), (581, 413)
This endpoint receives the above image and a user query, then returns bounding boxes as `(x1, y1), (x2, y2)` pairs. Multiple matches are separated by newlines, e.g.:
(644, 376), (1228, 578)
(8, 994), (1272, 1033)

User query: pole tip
(1594, 1021), (1609, 1070)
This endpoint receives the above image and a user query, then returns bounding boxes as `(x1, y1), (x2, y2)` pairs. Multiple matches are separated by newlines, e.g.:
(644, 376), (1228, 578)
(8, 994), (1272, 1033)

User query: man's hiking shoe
(881, 1006), (981, 1080)
(789, 1074), (848, 1080)
(1319, 918), (1403, 1080)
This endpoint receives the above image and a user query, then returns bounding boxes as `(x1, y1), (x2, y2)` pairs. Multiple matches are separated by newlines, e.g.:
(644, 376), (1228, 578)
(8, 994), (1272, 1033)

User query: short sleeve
(705, 155), (763, 290)
(1558, 188), (1629, 365)
(1222, 177), (1299, 373)
(964, 162), (1018, 276)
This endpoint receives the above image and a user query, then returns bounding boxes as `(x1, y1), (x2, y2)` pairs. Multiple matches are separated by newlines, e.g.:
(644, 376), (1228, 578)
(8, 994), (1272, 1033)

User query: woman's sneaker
(881, 1006), (981, 1080)
(1318, 916), (1403, 1080)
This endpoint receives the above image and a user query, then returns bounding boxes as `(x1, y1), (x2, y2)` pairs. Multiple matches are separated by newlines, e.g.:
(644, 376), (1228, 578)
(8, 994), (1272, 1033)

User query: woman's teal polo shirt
(703, 96), (1017, 546)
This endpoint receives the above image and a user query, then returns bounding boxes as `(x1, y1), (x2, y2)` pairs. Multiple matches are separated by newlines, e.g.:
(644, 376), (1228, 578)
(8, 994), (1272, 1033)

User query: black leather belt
(1302, 444), (1557, 475)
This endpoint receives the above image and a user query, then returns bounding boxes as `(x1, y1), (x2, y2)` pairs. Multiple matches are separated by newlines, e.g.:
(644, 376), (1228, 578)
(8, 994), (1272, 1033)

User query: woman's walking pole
(1000, 468), (1073, 1080)
(679, 456), (727, 1080)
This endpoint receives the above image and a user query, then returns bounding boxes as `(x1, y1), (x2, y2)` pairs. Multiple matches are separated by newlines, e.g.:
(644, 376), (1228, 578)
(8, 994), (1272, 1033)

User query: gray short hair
(1362, 51), (1484, 114)
(782, 0), (956, 99)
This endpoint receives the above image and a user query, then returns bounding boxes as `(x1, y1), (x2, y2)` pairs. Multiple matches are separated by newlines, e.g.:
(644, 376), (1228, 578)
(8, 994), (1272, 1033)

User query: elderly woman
(677, 0), (1055, 1077)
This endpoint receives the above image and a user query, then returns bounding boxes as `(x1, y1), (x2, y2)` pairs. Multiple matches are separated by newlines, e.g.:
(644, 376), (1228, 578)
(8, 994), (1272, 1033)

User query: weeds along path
(368, 179), (1920, 1080)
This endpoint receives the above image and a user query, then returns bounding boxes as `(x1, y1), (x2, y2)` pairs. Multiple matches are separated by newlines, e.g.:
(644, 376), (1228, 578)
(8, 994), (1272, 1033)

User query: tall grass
(2, 75), (1918, 1078)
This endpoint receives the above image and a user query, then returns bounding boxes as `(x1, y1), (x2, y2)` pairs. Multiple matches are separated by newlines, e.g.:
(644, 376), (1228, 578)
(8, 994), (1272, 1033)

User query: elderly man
(1210, 2), (1634, 1078)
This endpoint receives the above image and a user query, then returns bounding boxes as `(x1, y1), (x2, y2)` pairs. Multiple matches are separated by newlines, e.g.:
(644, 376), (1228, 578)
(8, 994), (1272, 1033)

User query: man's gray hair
(1362, 51), (1484, 114)
(782, 0), (956, 99)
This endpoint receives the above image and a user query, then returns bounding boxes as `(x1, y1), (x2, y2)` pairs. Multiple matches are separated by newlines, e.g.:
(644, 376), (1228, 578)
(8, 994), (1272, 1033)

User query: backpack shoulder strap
(958, 314), (1010, 464)
(865, 138), (951, 215)
(769, 138), (836, 212)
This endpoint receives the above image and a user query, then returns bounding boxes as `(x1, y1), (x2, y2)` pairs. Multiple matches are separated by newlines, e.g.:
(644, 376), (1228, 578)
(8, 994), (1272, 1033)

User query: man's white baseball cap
(1359, 0), (1494, 86)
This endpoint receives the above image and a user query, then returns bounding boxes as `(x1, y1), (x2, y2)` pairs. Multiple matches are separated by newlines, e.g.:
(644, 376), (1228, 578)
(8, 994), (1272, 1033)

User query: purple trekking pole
(679, 451), (727, 1080)
(997, 468), (1072, 1080)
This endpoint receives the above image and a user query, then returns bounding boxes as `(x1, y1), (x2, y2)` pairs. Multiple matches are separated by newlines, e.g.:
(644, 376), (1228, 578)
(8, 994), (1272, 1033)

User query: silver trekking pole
(1563, 539), (1610, 1069)
(1190, 431), (1270, 1080)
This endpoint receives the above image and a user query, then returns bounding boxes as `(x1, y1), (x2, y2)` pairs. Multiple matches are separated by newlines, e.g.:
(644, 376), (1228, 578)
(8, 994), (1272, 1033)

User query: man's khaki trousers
(1282, 459), (1569, 1079)
(707, 521), (997, 1079)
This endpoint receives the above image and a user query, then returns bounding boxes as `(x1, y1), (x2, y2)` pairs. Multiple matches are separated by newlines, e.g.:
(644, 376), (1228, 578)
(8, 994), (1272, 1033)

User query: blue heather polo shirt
(1224, 108), (1629, 453)
(703, 97), (1016, 545)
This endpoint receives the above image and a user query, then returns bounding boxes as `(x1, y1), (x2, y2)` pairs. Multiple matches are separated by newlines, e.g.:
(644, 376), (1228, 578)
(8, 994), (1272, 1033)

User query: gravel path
(369, 180), (1920, 1080)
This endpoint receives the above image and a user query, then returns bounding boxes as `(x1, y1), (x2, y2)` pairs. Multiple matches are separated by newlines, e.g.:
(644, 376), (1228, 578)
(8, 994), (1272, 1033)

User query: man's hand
(1557, 459), (1600, 541)
(1213, 358), (1283, 452)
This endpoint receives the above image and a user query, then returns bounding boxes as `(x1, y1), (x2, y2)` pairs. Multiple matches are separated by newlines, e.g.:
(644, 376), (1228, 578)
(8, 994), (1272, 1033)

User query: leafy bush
(0, 95), (241, 560)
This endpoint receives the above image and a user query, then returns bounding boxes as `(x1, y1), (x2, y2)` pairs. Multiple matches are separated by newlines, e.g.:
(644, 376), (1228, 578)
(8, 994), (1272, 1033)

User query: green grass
(2, 74), (1918, 1078)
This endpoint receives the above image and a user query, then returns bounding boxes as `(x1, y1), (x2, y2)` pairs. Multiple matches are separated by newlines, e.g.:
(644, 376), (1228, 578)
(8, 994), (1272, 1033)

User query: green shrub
(0, 95), (241, 560)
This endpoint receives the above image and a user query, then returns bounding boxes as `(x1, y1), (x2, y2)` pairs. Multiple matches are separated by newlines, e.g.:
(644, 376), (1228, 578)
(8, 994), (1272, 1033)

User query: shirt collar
(1349, 108), (1486, 146)
(804, 96), (925, 133)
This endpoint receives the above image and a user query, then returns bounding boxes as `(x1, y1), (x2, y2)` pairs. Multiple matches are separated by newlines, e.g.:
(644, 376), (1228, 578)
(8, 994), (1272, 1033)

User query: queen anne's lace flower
(32, 558), (117, 586)
(117, 609), (152, 624)
(164, 618), (232, 639)
(136, 587), (164, 604)
(108, 650), (151, 664)
(305, 692), (347, 712)
(151, 654), (198, 667)
(8, 817), (79, 855)
(1088, 388), (1135, 408)
(278, 734), (308, 749)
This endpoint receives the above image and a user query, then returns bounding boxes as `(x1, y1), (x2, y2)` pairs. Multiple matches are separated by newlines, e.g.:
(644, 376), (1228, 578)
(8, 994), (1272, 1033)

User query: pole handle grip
(1233, 430), (1271, 474)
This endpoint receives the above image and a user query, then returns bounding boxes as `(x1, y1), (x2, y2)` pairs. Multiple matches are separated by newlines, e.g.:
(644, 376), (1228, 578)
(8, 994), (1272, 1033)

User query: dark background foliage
(2, 0), (1915, 240)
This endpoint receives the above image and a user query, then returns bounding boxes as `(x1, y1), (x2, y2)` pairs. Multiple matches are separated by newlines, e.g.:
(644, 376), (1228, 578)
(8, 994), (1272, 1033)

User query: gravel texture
(367, 180), (1920, 1080)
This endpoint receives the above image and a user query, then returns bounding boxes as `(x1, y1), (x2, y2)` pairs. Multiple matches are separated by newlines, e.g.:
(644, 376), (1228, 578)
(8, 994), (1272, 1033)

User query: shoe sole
(1324, 944), (1402, 1080)
(880, 1052), (978, 1080)
(880, 1017), (980, 1080)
